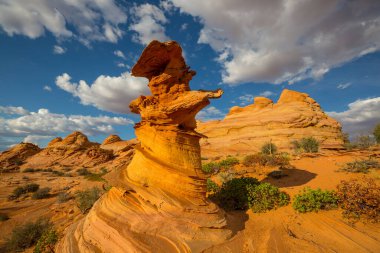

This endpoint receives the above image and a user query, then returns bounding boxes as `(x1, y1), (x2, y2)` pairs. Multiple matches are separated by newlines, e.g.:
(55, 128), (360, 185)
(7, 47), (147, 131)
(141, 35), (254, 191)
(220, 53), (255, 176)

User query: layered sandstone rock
(0, 142), (41, 171)
(58, 41), (231, 253)
(198, 89), (344, 157)
(24, 131), (113, 168)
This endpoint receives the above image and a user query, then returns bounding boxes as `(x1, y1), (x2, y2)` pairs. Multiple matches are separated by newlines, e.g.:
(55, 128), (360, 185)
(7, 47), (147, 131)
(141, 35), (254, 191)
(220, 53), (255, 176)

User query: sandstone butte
(197, 89), (344, 158)
(57, 41), (232, 253)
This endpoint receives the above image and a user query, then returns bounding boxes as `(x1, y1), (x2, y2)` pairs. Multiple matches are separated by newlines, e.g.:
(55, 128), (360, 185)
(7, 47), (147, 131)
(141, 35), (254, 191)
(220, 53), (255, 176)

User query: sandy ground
(0, 150), (379, 252)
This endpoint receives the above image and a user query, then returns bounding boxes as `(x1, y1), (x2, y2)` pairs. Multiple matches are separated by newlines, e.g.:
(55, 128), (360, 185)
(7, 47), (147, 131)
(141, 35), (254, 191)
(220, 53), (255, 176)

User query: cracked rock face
(57, 41), (231, 253)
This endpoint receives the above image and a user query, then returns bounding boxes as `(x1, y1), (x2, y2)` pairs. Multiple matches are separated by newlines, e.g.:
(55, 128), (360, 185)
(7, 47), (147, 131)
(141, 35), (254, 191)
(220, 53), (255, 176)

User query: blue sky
(0, 0), (379, 150)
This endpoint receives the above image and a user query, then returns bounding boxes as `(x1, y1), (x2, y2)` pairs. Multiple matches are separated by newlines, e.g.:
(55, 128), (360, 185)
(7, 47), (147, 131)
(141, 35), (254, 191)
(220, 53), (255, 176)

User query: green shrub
(340, 159), (380, 173)
(261, 142), (277, 155)
(247, 183), (289, 213)
(23, 168), (36, 173)
(57, 192), (72, 203)
(337, 178), (380, 222)
(355, 135), (375, 149)
(293, 187), (338, 213)
(0, 213), (9, 221)
(374, 123), (380, 144)
(5, 218), (52, 252)
(217, 171), (235, 184)
(75, 187), (102, 213)
(211, 177), (259, 210)
(206, 178), (219, 194)
(242, 153), (289, 167)
(77, 168), (90, 176)
(8, 184), (40, 200)
(32, 188), (51, 199)
(34, 229), (58, 253)
(201, 162), (219, 174)
(218, 157), (239, 169)
(25, 183), (40, 193)
(292, 137), (319, 153)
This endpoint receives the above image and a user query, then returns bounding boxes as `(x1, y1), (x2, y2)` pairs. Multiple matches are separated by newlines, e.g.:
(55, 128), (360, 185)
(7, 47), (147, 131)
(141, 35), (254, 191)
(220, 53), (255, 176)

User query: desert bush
(261, 142), (277, 155)
(34, 229), (58, 253)
(292, 137), (319, 153)
(293, 187), (338, 213)
(57, 192), (72, 203)
(247, 183), (289, 213)
(242, 153), (290, 167)
(337, 178), (380, 222)
(217, 171), (236, 184)
(219, 157), (239, 169)
(75, 187), (102, 213)
(32, 187), (51, 199)
(202, 162), (219, 174)
(355, 135), (375, 149)
(8, 184), (40, 200)
(211, 177), (259, 210)
(52, 170), (64, 176)
(23, 168), (36, 173)
(374, 123), (380, 144)
(77, 168), (90, 176)
(5, 218), (52, 252)
(206, 178), (219, 194)
(0, 213), (9, 221)
(340, 159), (380, 173)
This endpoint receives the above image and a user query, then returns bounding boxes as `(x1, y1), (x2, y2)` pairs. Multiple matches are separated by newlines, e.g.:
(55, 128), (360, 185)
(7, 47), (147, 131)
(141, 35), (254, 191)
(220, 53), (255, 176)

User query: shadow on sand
(261, 167), (317, 188)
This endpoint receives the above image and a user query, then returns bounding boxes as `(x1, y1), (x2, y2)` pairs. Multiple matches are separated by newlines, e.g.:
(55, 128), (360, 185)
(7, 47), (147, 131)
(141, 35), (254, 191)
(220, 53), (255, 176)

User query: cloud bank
(169, 0), (380, 85)
(56, 72), (149, 114)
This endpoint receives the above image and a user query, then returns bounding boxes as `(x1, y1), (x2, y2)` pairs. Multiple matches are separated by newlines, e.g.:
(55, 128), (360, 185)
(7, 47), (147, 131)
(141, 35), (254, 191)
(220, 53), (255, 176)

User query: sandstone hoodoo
(198, 89), (344, 157)
(58, 41), (231, 252)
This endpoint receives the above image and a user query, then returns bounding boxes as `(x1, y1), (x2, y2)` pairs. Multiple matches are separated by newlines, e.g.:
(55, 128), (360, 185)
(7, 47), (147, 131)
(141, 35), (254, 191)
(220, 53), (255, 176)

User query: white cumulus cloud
(53, 45), (66, 54)
(114, 50), (126, 59)
(43, 85), (52, 92)
(55, 72), (149, 114)
(0, 0), (127, 45)
(129, 3), (170, 45)
(327, 97), (380, 136)
(0, 106), (29, 115)
(197, 106), (225, 121)
(169, 0), (380, 85)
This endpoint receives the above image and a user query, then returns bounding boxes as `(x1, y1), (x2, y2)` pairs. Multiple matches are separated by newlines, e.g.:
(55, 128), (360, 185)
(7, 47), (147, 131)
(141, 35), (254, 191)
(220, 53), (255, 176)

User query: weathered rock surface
(198, 89), (344, 157)
(24, 131), (114, 168)
(58, 41), (231, 253)
(0, 142), (41, 171)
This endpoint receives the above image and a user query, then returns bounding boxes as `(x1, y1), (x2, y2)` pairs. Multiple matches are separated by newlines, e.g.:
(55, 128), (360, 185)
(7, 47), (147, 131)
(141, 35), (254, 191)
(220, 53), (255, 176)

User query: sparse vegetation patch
(292, 137), (319, 153)
(293, 187), (338, 213)
(75, 187), (102, 213)
(242, 153), (290, 167)
(247, 183), (289, 213)
(32, 187), (51, 199)
(337, 178), (380, 222)
(261, 142), (277, 155)
(340, 159), (380, 173)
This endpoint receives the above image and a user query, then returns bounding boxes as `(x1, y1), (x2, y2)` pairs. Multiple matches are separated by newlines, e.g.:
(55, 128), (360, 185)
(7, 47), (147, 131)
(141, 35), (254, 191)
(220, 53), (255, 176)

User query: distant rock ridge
(102, 134), (122, 145)
(198, 89), (344, 157)
(0, 143), (41, 171)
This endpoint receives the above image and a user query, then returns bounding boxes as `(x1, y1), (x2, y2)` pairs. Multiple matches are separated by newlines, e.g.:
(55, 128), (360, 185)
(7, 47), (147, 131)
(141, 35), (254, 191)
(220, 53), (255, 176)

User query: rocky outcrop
(198, 89), (344, 157)
(58, 41), (231, 253)
(102, 134), (122, 145)
(24, 131), (113, 168)
(0, 143), (41, 171)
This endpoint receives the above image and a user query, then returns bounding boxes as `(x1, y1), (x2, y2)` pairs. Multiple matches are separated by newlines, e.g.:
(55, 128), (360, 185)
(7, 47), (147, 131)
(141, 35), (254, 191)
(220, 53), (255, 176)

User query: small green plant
(218, 157), (239, 169)
(293, 187), (338, 213)
(8, 184), (40, 200)
(340, 159), (380, 173)
(261, 142), (277, 155)
(211, 177), (259, 210)
(0, 213), (9, 221)
(292, 137), (319, 153)
(242, 153), (289, 167)
(337, 178), (380, 222)
(355, 135), (375, 149)
(374, 123), (380, 144)
(57, 192), (72, 203)
(32, 187), (51, 199)
(201, 162), (219, 174)
(206, 178), (219, 194)
(77, 168), (90, 176)
(34, 229), (58, 253)
(5, 218), (52, 252)
(247, 183), (289, 213)
(75, 187), (102, 213)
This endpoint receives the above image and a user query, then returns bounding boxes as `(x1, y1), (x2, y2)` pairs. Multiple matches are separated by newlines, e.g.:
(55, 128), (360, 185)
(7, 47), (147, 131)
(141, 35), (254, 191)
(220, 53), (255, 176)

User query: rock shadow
(261, 167), (317, 188)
